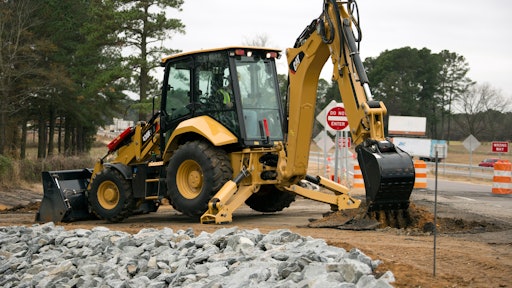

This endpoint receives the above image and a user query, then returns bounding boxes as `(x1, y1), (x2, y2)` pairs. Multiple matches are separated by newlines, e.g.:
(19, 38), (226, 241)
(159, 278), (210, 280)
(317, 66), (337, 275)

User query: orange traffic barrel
(492, 160), (512, 195)
(353, 164), (364, 188)
(414, 160), (428, 189)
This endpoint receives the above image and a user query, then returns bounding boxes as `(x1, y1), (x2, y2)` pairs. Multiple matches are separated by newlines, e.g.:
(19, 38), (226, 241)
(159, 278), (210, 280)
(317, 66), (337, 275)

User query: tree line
(0, 0), (184, 159)
(2, 1), (509, 162)
(305, 47), (511, 143)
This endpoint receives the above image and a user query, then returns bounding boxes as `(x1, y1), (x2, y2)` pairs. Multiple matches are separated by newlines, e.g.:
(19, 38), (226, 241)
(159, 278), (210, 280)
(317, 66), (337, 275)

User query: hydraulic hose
(323, 0), (370, 91)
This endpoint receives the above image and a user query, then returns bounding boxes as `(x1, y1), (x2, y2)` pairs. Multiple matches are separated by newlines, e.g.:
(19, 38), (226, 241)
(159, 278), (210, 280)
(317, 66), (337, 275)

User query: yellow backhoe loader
(36, 0), (415, 224)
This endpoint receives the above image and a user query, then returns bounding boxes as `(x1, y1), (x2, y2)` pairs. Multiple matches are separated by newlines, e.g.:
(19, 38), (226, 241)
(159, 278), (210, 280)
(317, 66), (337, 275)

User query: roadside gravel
(0, 222), (394, 288)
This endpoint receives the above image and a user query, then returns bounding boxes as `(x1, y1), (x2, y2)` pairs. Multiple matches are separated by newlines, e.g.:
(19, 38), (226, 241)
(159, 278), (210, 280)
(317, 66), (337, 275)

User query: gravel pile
(0, 223), (395, 287)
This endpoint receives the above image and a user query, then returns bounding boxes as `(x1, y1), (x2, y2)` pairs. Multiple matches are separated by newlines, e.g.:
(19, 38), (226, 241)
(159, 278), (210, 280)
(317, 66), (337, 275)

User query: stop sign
(326, 106), (348, 131)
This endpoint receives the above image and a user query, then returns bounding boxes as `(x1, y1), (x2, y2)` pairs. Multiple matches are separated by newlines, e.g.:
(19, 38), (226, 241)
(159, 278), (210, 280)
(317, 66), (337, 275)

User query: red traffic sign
(338, 137), (351, 148)
(326, 106), (348, 131)
(492, 141), (509, 153)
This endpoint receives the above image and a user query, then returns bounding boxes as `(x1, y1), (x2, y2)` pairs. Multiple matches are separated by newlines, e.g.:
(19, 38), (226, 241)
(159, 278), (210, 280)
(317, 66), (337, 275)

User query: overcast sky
(169, 0), (511, 98)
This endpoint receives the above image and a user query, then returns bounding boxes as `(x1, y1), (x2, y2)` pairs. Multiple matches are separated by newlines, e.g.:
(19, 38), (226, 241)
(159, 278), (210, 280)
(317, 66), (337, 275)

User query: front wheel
(166, 141), (232, 217)
(88, 168), (136, 222)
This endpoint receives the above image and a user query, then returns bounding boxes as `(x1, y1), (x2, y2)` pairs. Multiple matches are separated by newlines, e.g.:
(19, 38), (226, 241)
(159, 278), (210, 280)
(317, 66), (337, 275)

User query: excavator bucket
(36, 169), (94, 223)
(356, 140), (415, 211)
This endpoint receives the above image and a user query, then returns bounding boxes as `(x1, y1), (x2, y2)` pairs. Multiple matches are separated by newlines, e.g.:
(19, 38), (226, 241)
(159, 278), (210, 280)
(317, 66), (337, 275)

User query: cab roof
(161, 46), (282, 65)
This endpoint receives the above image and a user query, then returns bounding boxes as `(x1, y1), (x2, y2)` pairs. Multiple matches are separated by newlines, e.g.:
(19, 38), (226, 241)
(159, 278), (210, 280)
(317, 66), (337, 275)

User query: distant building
(109, 118), (134, 132)
(98, 118), (134, 138)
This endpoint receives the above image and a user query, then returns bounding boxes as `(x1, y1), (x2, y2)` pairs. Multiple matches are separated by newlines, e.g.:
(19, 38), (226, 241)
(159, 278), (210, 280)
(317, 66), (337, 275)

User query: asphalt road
(309, 154), (512, 223)
(413, 178), (512, 222)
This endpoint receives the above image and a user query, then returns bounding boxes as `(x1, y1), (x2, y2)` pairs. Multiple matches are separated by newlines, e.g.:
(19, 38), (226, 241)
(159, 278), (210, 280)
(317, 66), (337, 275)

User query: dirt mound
(308, 202), (433, 231)
(0, 201), (41, 213)
(0, 186), (43, 211)
(309, 201), (511, 235)
(437, 217), (509, 234)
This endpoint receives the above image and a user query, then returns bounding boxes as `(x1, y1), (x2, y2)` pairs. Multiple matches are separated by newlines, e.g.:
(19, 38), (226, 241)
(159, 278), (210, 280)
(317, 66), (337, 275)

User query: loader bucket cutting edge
(36, 169), (94, 223)
(356, 143), (415, 211)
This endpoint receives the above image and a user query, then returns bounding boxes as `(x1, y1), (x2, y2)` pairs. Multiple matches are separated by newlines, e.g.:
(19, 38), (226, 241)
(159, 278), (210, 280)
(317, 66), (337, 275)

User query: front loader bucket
(36, 169), (94, 223)
(356, 140), (415, 211)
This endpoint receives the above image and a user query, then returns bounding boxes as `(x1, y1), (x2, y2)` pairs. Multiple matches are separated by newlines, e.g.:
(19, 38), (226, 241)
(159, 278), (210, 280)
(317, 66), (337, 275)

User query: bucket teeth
(369, 208), (411, 229)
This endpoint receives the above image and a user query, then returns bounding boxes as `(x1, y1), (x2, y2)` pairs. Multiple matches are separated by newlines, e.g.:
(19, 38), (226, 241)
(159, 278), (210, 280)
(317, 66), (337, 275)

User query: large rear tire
(88, 168), (136, 222)
(166, 140), (232, 217)
(245, 185), (296, 212)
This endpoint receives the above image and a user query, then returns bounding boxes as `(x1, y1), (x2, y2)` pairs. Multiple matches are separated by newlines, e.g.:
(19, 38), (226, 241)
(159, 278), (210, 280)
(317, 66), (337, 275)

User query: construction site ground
(1, 182), (511, 288)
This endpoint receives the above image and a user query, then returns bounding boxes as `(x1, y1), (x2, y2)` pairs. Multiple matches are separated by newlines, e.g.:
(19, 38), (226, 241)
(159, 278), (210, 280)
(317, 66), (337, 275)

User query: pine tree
(113, 0), (185, 120)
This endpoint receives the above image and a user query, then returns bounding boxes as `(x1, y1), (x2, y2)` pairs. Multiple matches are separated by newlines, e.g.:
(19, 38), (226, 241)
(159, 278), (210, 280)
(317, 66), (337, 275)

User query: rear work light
(234, 49), (246, 56)
(266, 52), (279, 59)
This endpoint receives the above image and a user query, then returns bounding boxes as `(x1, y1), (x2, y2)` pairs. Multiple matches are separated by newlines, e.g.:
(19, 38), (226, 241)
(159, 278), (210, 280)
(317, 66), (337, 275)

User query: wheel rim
(97, 180), (120, 210)
(177, 160), (203, 199)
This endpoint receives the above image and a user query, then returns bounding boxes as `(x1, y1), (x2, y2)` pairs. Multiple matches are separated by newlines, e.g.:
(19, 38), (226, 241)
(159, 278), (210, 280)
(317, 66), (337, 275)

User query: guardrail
(424, 162), (493, 180)
(309, 151), (495, 180)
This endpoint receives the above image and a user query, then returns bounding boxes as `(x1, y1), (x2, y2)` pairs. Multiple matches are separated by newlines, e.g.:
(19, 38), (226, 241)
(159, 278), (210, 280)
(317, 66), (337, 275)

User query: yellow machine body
(37, 0), (413, 224)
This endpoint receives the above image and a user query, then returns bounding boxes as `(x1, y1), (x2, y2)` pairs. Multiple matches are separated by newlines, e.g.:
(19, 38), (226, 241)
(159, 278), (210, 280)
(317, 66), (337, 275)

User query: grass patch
(0, 155), (14, 186)
(0, 154), (96, 188)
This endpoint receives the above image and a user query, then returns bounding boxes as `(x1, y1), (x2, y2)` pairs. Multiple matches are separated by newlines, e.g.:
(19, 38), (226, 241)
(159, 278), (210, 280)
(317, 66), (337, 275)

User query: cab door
(161, 57), (193, 134)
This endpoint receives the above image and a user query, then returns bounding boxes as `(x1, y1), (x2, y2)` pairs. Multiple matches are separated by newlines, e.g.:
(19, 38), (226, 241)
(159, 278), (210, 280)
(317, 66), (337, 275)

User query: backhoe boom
(281, 0), (415, 210)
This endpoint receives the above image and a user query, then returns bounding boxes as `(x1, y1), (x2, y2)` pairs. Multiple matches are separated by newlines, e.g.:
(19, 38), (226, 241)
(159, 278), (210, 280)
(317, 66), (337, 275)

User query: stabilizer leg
(200, 167), (254, 224)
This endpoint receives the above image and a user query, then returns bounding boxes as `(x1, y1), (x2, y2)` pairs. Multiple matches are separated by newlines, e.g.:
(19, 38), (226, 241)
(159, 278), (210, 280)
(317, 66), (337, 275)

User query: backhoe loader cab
(160, 47), (285, 149)
(37, 47), (294, 224)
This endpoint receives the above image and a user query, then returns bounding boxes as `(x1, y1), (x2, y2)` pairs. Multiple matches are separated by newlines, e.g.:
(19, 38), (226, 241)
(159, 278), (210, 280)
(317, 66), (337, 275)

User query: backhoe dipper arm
(282, 0), (414, 211)
(283, 0), (382, 179)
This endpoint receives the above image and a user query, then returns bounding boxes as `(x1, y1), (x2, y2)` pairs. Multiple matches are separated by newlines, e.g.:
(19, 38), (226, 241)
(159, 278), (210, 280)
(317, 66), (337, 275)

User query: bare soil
(1, 187), (511, 288)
